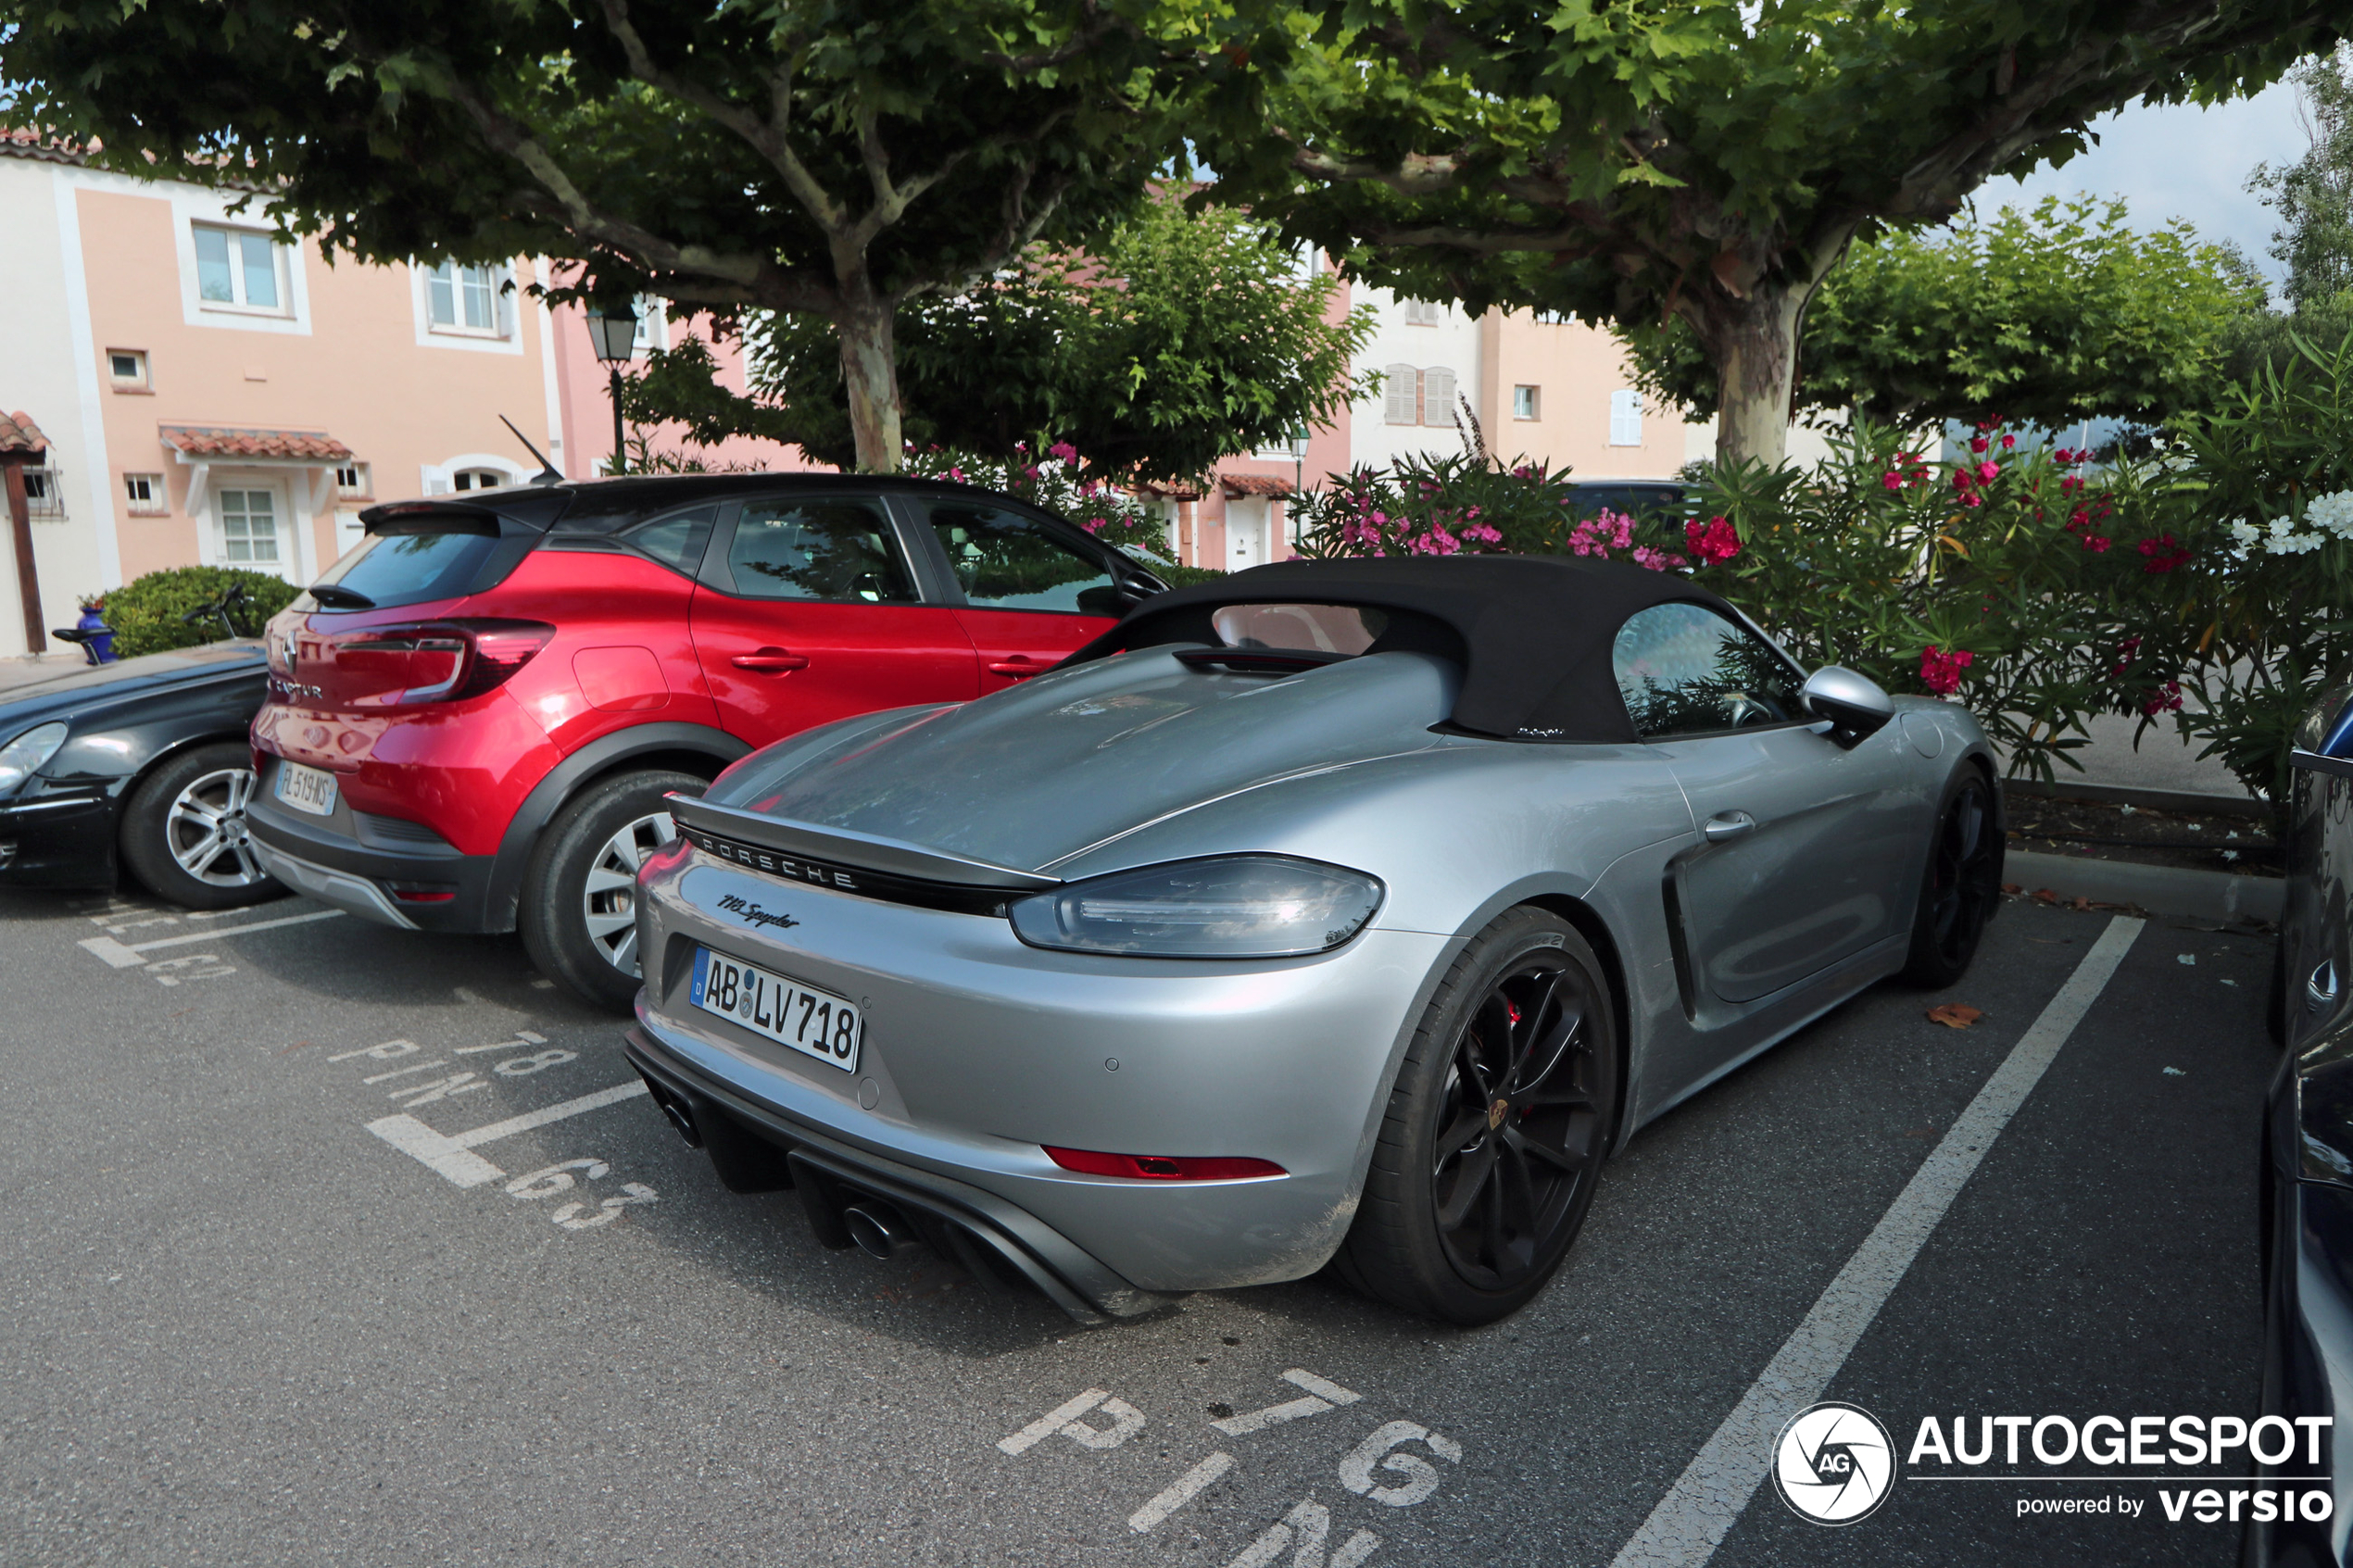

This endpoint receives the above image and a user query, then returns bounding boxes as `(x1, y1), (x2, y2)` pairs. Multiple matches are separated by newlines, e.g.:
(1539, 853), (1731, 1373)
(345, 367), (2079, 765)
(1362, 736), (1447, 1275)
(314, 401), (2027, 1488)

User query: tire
(519, 769), (704, 1011)
(1899, 765), (2004, 988)
(1338, 908), (1618, 1325)
(118, 741), (283, 911)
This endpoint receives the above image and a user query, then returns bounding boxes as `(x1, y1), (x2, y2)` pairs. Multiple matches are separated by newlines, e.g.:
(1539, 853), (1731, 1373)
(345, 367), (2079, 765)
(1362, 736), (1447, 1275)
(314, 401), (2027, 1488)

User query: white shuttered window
(1609, 389), (1643, 445)
(1384, 364), (1420, 425)
(1422, 367), (1457, 426)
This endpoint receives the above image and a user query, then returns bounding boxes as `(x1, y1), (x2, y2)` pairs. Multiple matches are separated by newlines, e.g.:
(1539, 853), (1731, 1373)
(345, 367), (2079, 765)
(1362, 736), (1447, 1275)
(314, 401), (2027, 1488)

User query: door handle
(731, 648), (809, 673)
(1703, 811), (1757, 844)
(986, 657), (1052, 678)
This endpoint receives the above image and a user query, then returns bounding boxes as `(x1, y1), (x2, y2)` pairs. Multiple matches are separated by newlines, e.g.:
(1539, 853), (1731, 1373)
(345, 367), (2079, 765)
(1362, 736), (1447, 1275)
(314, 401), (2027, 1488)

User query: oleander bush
(103, 565), (299, 660)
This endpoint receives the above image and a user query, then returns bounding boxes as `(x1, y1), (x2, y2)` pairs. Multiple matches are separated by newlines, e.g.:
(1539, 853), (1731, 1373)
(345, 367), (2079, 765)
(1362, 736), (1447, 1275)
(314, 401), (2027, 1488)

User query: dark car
(0, 634), (278, 909)
(245, 473), (1165, 1010)
(1567, 480), (1688, 525)
(2252, 684), (2353, 1562)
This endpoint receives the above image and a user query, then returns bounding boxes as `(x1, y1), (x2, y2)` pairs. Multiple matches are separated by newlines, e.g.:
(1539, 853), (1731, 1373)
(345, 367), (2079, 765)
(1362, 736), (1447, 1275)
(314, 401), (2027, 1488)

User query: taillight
(336, 620), (554, 705)
(1042, 1147), (1287, 1181)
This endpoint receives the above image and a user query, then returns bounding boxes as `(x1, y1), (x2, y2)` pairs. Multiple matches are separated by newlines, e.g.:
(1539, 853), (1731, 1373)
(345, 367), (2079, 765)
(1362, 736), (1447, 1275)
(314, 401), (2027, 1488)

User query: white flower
(2265, 518), (2326, 555)
(2309, 489), (2353, 540)
(2229, 519), (2262, 558)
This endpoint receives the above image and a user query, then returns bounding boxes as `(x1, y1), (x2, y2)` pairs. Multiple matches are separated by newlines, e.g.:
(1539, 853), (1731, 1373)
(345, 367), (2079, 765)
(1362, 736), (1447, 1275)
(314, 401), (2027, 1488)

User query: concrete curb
(2003, 777), (2271, 822)
(2006, 848), (2282, 926)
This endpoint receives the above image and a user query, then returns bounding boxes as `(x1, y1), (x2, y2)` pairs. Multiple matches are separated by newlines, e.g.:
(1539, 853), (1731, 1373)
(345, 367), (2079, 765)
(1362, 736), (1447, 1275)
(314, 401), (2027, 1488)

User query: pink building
(1, 133), (1707, 656)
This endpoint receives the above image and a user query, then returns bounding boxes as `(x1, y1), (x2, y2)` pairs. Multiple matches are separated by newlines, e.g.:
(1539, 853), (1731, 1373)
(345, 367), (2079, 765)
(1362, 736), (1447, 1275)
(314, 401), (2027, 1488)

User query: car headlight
(0, 721), (69, 797)
(1009, 855), (1383, 959)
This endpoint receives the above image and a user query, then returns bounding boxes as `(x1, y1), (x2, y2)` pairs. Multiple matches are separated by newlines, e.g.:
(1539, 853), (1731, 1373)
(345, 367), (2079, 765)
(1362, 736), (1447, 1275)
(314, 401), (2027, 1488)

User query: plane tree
(0, 0), (1269, 470)
(1214, 0), (2347, 466)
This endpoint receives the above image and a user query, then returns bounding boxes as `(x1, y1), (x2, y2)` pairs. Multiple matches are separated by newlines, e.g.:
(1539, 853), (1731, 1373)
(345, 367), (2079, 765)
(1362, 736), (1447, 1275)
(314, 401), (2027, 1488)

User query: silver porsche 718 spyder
(622, 556), (2003, 1325)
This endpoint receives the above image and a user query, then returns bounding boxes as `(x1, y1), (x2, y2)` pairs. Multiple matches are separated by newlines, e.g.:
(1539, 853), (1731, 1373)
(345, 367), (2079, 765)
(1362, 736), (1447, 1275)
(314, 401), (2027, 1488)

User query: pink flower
(1461, 522), (1503, 545)
(945, 466), (966, 483)
(1882, 471), (1905, 491)
(2000, 434), (2016, 450)
(1409, 528), (1461, 556)
(2142, 680), (2183, 717)
(1685, 516), (1741, 565)
(2136, 534), (2190, 574)
(1919, 646), (1974, 696)
(1976, 460), (2000, 483)
(1048, 442), (1078, 463)
(1082, 517), (1105, 534)
(1969, 437), (1989, 454)
(1630, 546), (1686, 571)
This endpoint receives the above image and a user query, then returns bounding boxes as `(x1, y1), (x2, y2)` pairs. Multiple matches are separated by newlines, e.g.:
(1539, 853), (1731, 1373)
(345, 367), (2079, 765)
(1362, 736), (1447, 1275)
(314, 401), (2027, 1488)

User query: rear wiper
(308, 583), (376, 609)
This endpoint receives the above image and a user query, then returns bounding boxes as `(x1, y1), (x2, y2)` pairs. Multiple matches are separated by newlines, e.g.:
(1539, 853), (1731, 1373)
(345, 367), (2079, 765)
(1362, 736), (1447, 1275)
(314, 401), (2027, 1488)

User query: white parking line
(79, 908), (344, 966)
(366, 1080), (650, 1189)
(1606, 915), (2144, 1568)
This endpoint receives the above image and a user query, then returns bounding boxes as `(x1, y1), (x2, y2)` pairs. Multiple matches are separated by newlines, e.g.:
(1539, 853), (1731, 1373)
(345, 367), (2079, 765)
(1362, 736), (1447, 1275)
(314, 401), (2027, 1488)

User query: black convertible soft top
(1070, 555), (1751, 744)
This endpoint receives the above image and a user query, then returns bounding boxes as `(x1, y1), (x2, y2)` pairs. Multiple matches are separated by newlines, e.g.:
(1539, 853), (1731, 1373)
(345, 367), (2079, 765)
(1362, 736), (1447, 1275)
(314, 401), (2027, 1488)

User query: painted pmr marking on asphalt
(1212, 1368), (1365, 1436)
(367, 1080), (650, 1188)
(1608, 914), (2145, 1568)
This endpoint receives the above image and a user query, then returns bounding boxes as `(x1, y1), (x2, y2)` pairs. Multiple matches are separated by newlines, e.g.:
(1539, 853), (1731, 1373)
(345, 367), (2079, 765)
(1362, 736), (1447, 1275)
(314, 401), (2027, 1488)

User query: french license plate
(275, 761), (338, 817)
(690, 947), (862, 1073)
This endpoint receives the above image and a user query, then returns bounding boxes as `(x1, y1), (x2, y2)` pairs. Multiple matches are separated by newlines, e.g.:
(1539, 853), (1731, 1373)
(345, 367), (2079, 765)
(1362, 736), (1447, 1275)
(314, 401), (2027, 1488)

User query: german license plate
(690, 947), (862, 1073)
(275, 760), (338, 816)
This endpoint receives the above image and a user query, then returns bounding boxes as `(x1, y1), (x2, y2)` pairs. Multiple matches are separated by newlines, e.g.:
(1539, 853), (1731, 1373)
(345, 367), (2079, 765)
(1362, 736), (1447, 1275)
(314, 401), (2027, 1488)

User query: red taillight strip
(1042, 1147), (1286, 1181)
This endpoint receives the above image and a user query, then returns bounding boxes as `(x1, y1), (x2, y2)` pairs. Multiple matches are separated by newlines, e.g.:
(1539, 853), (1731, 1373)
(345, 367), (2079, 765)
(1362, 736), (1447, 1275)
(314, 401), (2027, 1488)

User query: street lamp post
(585, 304), (640, 474)
(1288, 426), (1311, 553)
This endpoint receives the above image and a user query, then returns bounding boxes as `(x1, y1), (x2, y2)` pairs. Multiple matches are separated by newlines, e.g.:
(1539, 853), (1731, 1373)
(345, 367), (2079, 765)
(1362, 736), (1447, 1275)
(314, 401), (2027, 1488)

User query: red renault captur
(247, 474), (1162, 1007)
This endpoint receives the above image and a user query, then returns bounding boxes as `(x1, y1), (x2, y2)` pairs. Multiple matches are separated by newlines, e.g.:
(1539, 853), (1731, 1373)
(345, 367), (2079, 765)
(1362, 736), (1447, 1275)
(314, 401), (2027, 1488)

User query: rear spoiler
(359, 489), (573, 534)
(666, 795), (1062, 892)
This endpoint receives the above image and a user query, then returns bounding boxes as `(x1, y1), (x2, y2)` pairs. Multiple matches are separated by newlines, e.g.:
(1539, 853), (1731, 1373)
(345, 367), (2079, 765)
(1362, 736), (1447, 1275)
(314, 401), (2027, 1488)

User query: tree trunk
(1708, 279), (1807, 470)
(834, 291), (902, 473)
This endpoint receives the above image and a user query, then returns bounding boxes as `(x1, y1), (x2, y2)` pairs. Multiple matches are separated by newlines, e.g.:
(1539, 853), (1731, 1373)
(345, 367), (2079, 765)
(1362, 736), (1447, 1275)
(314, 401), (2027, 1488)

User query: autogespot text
(1906, 1413), (2335, 1525)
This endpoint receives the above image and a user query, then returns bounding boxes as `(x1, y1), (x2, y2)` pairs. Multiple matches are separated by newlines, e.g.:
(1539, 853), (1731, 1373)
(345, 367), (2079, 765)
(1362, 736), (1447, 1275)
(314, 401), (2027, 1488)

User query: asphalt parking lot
(0, 884), (2278, 1566)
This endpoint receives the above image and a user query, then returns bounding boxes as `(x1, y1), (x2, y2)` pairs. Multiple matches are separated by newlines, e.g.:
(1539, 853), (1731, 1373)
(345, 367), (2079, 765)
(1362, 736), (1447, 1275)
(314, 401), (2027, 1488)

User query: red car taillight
(1042, 1147), (1287, 1181)
(336, 620), (555, 705)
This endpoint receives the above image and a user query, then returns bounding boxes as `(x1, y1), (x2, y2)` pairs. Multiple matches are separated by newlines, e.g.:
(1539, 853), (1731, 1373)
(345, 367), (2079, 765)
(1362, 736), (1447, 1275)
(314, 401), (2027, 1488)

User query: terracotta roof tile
(0, 411), (49, 457)
(161, 425), (353, 461)
(1220, 473), (1297, 498)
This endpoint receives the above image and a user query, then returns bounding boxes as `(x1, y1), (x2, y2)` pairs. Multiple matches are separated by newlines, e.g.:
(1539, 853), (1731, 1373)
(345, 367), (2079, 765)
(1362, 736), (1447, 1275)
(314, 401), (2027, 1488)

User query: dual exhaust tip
(635, 1066), (920, 1263)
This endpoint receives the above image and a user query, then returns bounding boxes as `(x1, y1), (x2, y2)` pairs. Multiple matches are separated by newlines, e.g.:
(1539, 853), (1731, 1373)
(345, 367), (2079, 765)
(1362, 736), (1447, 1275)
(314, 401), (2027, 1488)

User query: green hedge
(103, 566), (300, 660)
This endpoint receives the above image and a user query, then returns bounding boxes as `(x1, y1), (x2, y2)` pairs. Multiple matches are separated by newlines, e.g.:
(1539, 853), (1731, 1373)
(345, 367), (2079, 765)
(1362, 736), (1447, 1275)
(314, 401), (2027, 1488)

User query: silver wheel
(580, 810), (677, 974)
(166, 766), (270, 888)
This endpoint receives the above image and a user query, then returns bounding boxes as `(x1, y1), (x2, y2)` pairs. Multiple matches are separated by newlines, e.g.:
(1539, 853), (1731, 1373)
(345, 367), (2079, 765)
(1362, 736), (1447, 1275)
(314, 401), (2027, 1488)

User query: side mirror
(1802, 666), (1895, 748)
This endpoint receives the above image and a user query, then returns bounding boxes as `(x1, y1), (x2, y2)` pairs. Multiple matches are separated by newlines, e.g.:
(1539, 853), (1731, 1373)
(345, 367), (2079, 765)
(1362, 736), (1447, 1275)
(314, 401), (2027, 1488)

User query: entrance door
(215, 484), (293, 581)
(690, 493), (978, 746)
(1227, 498), (1271, 571)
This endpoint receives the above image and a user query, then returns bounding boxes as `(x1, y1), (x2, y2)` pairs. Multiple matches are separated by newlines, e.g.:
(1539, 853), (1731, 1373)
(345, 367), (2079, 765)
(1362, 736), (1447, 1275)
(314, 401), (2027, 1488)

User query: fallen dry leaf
(1927, 1003), (1983, 1029)
(2070, 896), (2092, 911)
(2031, 888), (2060, 905)
(2000, 883), (2023, 896)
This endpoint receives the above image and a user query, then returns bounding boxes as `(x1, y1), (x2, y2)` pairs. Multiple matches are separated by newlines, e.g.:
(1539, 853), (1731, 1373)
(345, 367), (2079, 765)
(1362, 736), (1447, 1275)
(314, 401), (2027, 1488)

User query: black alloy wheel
(1900, 768), (2003, 987)
(1337, 909), (1618, 1324)
(1429, 954), (1611, 1292)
